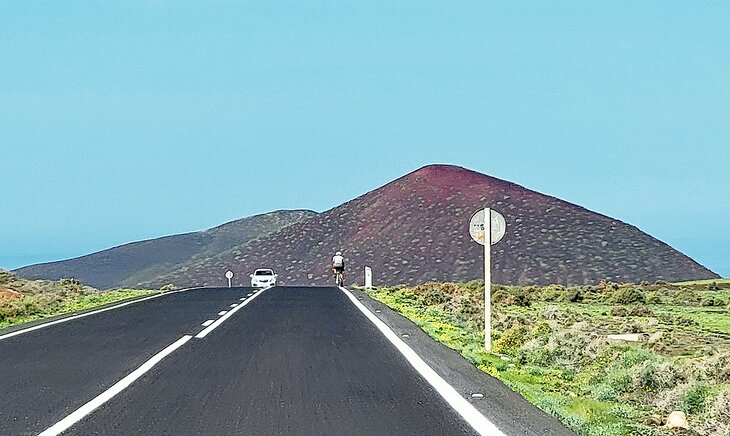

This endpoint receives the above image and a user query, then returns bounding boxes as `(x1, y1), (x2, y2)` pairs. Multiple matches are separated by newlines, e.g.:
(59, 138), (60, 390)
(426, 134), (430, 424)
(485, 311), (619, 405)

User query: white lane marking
(239, 297), (246, 301)
(218, 311), (228, 316)
(202, 320), (214, 327)
(339, 287), (505, 436)
(0, 287), (202, 342)
(38, 335), (192, 436)
(196, 286), (272, 339)
(230, 304), (238, 308)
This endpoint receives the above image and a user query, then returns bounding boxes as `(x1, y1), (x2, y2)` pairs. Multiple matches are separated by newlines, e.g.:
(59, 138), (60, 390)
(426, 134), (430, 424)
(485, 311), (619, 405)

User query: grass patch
(0, 270), (156, 329)
(0, 289), (155, 329)
(364, 281), (730, 435)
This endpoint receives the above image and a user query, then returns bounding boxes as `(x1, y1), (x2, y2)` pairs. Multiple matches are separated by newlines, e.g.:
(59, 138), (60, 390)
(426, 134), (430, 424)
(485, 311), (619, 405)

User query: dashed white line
(230, 304), (238, 308)
(38, 335), (192, 436)
(339, 287), (505, 436)
(196, 286), (272, 339)
(218, 311), (228, 316)
(201, 320), (214, 327)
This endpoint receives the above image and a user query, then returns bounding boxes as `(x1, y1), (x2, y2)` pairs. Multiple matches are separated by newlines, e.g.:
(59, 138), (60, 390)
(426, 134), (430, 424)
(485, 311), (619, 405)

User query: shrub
(700, 297), (726, 307)
(159, 284), (178, 292)
(715, 389), (730, 421)
(645, 293), (662, 304)
(629, 306), (655, 317)
(634, 360), (680, 391)
(606, 369), (633, 394)
(610, 306), (628, 317)
(683, 382), (709, 414)
(532, 321), (552, 337)
(0, 270), (13, 285)
(674, 289), (700, 305)
(563, 288), (583, 303)
(492, 325), (528, 356)
(592, 384), (619, 401)
(696, 352), (730, 383)
(612, 287), (645, 304)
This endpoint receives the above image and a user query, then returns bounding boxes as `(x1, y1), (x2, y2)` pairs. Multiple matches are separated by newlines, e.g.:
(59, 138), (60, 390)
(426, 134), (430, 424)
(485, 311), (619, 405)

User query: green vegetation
(0, 270), (155, 329)
(363, 280), (730, 435)
(674, 278), (730, 286)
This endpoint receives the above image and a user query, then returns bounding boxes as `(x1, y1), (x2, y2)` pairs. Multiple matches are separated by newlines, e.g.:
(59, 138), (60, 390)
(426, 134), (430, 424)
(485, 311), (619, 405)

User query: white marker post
(225, 270), (234, 288)
(469, 208), (506, 352)
(364, 266), (373, 288)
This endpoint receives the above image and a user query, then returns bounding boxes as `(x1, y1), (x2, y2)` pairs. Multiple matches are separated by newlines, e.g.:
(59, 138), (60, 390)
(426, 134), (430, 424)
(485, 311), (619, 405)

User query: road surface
(0, 286), (570, 435)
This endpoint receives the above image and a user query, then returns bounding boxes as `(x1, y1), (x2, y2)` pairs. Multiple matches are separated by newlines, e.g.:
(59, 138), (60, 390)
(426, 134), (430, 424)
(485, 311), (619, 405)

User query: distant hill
(14, 210), (316, 289)
(139, 165), (718, 288)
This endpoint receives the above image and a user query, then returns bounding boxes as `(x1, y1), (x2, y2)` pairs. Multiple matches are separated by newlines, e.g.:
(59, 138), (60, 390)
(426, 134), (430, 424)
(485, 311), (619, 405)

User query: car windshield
(255, 270), (274, 276)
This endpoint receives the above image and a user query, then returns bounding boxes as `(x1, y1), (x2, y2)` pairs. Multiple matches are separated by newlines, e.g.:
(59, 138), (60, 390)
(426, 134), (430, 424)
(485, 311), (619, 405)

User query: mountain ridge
(137, 164), (717, 288)
(14, 209), (317, 289)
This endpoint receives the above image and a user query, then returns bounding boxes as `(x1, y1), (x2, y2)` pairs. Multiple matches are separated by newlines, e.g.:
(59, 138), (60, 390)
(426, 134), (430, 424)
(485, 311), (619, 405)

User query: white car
(250, 269), (278, 288)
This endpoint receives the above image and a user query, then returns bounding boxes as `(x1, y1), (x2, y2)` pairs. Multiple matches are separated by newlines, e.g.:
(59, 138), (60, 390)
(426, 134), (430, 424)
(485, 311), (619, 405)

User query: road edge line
(195, 286), (272, 339)
(37, 334), (193, 436)
(338, 286), (505, 436)
(0, 287), (203, 342)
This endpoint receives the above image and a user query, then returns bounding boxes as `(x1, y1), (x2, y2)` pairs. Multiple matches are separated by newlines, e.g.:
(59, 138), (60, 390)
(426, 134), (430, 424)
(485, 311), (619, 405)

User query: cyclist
(332, 251), (345, 285)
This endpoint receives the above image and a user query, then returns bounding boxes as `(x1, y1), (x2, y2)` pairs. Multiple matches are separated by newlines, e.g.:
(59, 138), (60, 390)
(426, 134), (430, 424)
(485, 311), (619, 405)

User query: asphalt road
(0, 286), (570, 436)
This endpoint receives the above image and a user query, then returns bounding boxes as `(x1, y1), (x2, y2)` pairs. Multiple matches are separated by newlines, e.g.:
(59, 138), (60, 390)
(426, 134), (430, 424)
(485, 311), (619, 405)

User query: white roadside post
(364, 266), (373, 288)
(225, 270), (234, 288)
(469, 208), (506, 352)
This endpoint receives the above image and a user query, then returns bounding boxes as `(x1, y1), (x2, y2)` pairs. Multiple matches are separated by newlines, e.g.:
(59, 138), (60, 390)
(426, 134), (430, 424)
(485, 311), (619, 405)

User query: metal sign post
(469, 208), (506, 352)
(225, 270), (234, 288)
(484, 207), (492, 351)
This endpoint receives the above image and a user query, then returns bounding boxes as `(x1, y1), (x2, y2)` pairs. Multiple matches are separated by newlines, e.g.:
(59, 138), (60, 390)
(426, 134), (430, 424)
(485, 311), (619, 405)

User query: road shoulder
(346, 287), (573, 436)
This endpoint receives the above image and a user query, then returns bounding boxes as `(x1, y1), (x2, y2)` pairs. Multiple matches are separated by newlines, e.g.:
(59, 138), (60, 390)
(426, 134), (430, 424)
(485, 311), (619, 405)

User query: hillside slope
(14, 210), (316, 289)
(141, 165), (718, 288)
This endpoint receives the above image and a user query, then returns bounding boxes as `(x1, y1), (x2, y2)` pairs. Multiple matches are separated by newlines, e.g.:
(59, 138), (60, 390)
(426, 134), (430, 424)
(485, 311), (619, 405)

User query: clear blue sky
(1, 1), (728, 277)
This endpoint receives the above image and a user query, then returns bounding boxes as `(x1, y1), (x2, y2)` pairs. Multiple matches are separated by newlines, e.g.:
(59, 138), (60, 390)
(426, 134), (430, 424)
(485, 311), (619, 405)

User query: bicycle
(333, 269), (345, 287)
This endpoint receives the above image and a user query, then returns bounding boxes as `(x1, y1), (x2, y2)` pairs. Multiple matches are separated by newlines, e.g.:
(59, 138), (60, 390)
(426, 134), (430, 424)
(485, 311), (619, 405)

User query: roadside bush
(0, 270), (12, 284)
(563, 288), (584, 303)
(695, 352), (730, 383)
(700, 297), (726, 307)
(610, 306), (628, 317)
(606, 369), (634, 395)
(612, 287), (645, 304)
(674, 289), (701, 305)
(645, 293), (663, 305)
(633, 360), (681, 391)
(492, 290), (531, 307)
(532, 321), (552, 337)
(493, 325), (528, 356)
(683, 382), (709, 414)
(159, 284), (178, 292)
(715, 389), (730, 422)
(592, 384), (619, 402)
(629, 306), (655, 317)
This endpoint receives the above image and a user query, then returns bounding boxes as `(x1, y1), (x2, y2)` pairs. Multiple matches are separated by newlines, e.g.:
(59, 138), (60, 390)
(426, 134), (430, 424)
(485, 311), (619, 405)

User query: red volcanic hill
(141, 164), (717, 288)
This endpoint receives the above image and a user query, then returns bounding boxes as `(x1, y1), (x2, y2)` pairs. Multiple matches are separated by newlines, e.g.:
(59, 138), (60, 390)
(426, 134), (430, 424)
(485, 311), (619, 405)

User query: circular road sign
(225, 270), (234, 279)
(469, 209), (506, 246)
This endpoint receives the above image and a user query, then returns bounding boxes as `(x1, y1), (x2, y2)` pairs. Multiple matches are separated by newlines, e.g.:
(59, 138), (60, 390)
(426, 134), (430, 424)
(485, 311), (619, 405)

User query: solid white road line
(339, 287), (505, 436)
(0, 287), (202, 342)
(38, 335), (192, 436)
(196, 286), (272, 339)
(202, 320), (215, 327)
(218, 311), (228, 316)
